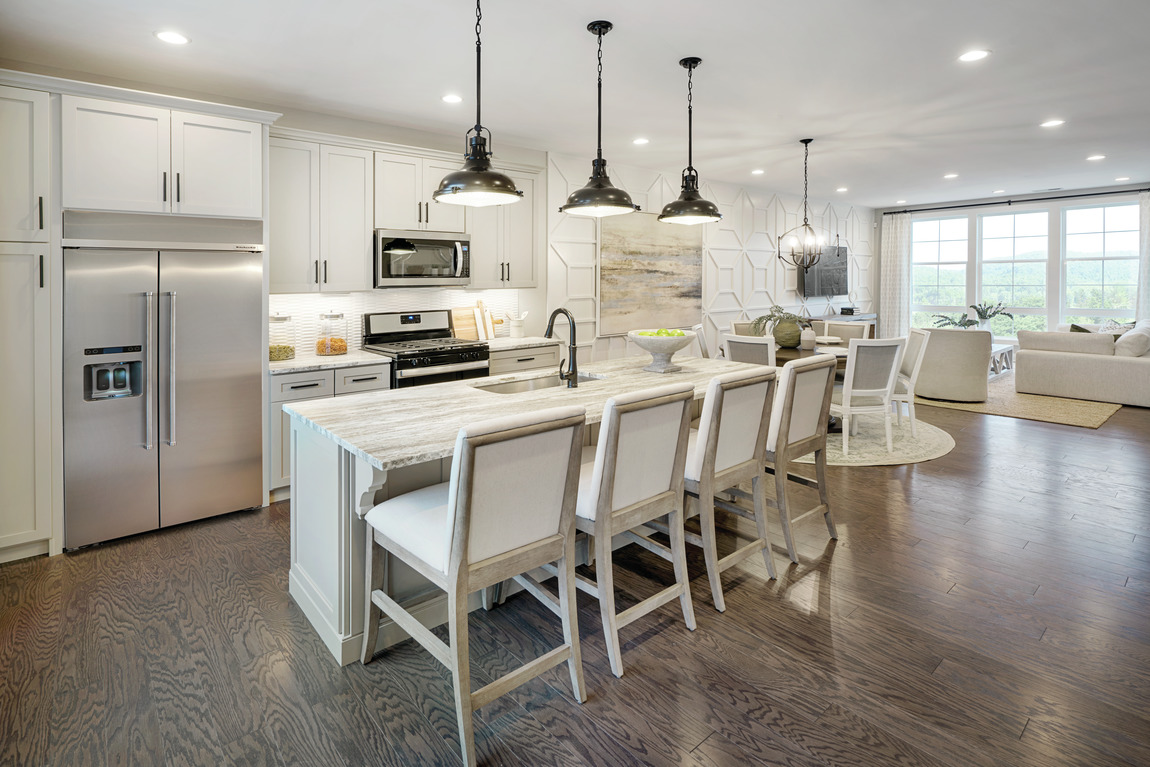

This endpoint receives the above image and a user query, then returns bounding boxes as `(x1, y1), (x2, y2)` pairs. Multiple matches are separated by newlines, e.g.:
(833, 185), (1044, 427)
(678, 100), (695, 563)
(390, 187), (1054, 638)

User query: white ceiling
(3, 0), (1149, 209)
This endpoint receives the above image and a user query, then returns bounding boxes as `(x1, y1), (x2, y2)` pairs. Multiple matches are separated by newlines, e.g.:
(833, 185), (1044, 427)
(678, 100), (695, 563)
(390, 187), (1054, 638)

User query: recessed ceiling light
(1116, 176), (1131, 182)
(958, 49), (990, 62)
(943, 173), (958, 179)
(992, 189), (1006, 194)
(1087, 154), (1106, 161)
(835, 187), (848, 193)
(441, 94), (462, 104)
(896, 199), (907, 204)
(154, 30), (189, 45)
(751, 169), (764, 175)
(632, 137), (649, 145)
(1040, 119), (1065, 128)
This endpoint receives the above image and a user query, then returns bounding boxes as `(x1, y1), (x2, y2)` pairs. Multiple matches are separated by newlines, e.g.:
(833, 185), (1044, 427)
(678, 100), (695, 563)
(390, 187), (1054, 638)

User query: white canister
(799, 327), (817, 350)
(509, 318), (525, 338)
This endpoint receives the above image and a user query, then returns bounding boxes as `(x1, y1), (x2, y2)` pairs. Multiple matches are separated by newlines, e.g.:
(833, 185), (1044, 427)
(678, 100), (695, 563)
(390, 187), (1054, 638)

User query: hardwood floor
(2, 404), (1149, 766)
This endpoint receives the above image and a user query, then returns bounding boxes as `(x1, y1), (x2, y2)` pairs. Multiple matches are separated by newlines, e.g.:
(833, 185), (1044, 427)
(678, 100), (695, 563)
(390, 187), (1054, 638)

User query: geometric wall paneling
(708, 227), (743, 251)
(705, 249), (739, 307)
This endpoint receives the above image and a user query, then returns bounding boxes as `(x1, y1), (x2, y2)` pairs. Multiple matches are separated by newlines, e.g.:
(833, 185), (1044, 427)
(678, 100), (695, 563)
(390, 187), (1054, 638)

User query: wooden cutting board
(450, 307), (479, 340)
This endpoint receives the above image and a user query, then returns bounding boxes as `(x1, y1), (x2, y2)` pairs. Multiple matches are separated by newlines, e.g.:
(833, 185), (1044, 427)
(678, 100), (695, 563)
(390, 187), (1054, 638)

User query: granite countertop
(285, 355), (758, 472)
(269, 337), (560, 375)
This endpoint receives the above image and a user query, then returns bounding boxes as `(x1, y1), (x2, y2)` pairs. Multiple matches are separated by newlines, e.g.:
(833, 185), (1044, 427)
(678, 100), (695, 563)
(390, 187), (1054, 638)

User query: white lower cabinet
(269, 364), (389, 491)
(487, 344), (560, 376)
(0, 243), (51, 561)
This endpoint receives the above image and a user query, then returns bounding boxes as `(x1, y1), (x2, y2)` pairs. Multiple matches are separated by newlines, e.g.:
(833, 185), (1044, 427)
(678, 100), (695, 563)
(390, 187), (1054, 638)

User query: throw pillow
(1114, 326), (1150, 357)
(1099, 319), (1136, 334)
(1069, 324), (1094, 333)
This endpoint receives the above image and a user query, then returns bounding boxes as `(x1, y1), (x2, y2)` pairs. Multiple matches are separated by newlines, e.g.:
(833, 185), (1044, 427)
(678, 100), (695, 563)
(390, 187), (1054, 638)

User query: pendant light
(559, 21), (640, 218)
(777, 138), (827, 271)
(433, 0), (523, 208)
(381, 237), (417, 255)
(658, 57), (721, 225)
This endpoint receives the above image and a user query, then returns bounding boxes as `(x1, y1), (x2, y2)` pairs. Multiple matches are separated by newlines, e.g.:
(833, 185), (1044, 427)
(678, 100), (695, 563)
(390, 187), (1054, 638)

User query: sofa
(1015, 320), (1150, 407)
(915, 328), (993, 402)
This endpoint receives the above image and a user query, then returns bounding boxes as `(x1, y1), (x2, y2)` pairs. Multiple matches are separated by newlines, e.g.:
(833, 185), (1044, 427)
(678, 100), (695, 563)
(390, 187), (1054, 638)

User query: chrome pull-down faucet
(544, 307), (579, 387)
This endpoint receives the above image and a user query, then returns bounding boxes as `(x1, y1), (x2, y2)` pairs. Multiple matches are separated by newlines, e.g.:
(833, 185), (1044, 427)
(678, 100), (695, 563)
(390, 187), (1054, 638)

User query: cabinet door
(62, 96), (170, 213)
(0, 244), (50, 550)
(502, 171), (538, 287)
(421, 158), (468, 233)
(0, 86), (50, 242)
(269, 139), (321, 293)
(466, 200), (503, 288)
(171, 111), (263, 218)
(320, 145), (373, 292)
(374, 151), (422, 230)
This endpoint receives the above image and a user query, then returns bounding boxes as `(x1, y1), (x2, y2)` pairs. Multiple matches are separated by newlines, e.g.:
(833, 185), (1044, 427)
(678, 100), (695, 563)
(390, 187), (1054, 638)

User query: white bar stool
(564, 383), (696, 678)
(360, 406), (587, 767)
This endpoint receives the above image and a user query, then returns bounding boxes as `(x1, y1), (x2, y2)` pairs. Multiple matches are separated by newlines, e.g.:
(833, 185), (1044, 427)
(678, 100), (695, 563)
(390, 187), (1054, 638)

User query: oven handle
(395, 359), (489, 379)
(454, 242), (464, 277)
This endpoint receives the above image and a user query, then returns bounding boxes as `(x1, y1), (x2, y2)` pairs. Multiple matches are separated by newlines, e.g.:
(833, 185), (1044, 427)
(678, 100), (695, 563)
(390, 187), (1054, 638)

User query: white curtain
(1138, 191), (1150, 321)
(879, 212), (911, 337)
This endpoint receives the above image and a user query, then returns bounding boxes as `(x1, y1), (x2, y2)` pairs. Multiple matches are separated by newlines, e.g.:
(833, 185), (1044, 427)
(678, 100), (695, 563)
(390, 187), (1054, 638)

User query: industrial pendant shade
(381, 237), (417, 255)
(659, 57), (721, 226)
(778, 138), (826, 271)
(433, 0), (523, 208)
(559, 21), (639, 218)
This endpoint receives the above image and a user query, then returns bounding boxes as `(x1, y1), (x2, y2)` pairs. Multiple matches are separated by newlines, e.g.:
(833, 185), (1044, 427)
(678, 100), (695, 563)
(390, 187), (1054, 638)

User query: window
(906, 195), (1141, 338)
(1063, 203), (1139, 324)
(979, 211), (1048, 334)
(910, 217), (967, 329)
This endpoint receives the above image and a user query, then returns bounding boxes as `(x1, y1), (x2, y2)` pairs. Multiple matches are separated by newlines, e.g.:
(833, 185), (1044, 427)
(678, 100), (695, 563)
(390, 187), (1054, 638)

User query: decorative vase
(977, 319), (991, 332)
(799, 327), (817, 350)
(773, 320), (802, 349)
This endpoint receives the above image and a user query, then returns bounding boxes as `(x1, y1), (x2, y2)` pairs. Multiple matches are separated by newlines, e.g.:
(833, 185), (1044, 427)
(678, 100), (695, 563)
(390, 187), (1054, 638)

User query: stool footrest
(616, 583), (686, 629)
(512, 573), (561, 617)
(471, 644), (572, 710)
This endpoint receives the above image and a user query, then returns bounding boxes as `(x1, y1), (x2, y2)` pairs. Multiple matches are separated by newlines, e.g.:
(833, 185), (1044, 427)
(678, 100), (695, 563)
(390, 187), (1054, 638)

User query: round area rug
(793, 417), (955, 467)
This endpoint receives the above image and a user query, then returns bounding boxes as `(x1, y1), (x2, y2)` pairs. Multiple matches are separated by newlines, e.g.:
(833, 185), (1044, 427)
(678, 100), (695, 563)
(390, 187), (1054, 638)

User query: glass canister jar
(269, 314), (297, 361)
(316, 312), (348, 356)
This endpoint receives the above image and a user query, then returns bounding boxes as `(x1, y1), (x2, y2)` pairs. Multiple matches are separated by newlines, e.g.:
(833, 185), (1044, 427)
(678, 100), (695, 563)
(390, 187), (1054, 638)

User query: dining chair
(829, 337), (905, 455)
(763, 356), (838, 563)
(730, 320), (756, 336)
(823, 321), (869, 341)
(692, 323), (711, 358)
(723, 333), (777, 366)
(360, 406), (587, 767)
(890, 328), (931, 437)
(672, 368), (779, 612)
(566, 383), (696, 678)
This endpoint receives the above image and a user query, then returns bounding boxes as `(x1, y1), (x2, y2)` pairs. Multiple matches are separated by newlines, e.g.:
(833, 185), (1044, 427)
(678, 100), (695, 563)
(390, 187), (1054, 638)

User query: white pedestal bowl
(628, 329), (696, 373)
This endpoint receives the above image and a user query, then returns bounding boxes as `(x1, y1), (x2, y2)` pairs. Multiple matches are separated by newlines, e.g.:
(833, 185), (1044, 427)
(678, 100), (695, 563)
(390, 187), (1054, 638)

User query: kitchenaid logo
(235, 245), (260, 249)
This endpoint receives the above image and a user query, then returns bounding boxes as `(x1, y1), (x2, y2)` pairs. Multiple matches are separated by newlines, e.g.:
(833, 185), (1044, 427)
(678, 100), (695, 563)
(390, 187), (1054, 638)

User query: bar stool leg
(669, 495), (697, 630)
(697, 483), (727, 612)
(751, 474), (776, 580)
(448, 587), (477, 766)
(362, 532), (385, 664)
(557, 536), (588, 701)
(816, 448), (837, 540)
(594, 529), (625, 678)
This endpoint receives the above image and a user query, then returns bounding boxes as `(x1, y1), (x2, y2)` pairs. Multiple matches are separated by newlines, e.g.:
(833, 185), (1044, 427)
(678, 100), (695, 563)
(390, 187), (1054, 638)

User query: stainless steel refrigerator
(63, 213), (263, 548)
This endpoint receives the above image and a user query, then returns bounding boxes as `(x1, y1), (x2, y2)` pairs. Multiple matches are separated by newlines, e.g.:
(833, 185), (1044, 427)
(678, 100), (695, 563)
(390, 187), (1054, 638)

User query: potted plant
(933, 302), (1013, 330)
(750, 305), (808, 348)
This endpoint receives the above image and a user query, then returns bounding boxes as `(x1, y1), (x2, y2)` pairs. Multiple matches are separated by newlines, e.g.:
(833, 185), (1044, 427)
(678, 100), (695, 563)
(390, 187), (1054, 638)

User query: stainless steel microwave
(375, 229), (470, 288)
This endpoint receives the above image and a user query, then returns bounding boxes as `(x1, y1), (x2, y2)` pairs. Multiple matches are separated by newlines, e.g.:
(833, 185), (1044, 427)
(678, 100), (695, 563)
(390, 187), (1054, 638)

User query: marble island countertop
(285, 355), (758, 472)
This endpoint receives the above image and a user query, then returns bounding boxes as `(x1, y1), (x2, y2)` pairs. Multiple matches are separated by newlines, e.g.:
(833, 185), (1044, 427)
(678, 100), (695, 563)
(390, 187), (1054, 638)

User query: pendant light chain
(803, 140), (810, 225)
(474, 1), (482, 134)
(596, 29), (604, 163)
(686, 64), (694, 172)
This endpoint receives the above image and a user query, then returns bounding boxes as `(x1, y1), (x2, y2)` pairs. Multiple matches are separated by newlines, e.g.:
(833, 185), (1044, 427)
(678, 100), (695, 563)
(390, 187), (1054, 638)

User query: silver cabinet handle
(144, 292), (154, 450)
(168, 291), (177, 446)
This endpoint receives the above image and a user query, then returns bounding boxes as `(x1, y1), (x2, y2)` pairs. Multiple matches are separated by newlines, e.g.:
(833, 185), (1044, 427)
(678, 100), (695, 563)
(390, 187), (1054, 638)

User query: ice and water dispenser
(82, 347), (143, 401)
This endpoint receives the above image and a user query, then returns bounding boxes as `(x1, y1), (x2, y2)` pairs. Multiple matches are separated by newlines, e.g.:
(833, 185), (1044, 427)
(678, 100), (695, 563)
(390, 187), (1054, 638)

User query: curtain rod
(882, 187), (1150, 216)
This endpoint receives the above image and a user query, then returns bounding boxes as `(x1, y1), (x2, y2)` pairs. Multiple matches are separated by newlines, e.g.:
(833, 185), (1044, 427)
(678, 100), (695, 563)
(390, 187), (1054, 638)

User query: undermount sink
(472, 372), (604, 394)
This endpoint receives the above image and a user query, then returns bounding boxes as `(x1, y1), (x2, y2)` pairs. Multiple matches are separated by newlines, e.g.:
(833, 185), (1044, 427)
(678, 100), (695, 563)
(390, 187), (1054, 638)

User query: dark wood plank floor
(3, 404), (1149, 766)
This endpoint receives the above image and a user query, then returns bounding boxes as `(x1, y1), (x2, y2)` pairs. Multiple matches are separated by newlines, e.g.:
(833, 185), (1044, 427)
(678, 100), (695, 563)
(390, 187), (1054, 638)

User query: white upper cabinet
(374, 150), (466, 233)
(62, 95), (262, 218)
(0, 86), (50, 242)
(269, 138), (373, 294)
(170, 111), (262, 217)
(468, 168), (542, 289)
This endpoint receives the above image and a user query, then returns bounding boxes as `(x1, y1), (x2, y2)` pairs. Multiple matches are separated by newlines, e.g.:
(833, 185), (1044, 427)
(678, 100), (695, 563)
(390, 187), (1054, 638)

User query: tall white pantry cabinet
(0, 84), (52, 561)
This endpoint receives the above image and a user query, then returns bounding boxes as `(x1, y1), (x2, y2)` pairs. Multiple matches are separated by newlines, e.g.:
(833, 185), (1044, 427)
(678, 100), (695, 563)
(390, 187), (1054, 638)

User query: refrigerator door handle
(144, 291), (154, 450)
(167, 291), (177, 447)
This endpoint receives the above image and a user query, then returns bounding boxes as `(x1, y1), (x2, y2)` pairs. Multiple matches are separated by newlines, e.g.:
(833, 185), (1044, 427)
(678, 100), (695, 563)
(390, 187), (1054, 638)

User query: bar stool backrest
(767, 355), (837, 452)
(447, 406), (586, 570)
(688, 368), (776, 481)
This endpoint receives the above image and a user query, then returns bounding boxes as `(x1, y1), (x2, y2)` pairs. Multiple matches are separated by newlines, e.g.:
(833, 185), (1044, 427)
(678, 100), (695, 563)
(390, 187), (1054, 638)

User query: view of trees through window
(909, 198), (1140, 337)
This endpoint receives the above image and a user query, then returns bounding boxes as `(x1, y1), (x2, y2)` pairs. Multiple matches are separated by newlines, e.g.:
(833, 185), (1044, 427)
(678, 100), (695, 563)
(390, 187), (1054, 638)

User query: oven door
(393, 360), (488, 388)
(375, 230), (470, 288)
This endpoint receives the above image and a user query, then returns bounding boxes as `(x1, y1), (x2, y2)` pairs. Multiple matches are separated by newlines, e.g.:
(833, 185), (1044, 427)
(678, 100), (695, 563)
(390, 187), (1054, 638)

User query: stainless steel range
(362, 310), (489, 388)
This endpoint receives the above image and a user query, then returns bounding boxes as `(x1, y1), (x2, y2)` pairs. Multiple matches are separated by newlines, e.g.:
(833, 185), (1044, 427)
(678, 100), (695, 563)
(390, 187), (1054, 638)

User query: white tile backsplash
(269, 289), (520, 350)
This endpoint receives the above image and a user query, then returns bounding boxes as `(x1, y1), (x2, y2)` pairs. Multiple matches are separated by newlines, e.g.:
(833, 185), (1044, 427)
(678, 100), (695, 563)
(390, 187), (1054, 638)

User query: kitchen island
(285, 354), (760, 664)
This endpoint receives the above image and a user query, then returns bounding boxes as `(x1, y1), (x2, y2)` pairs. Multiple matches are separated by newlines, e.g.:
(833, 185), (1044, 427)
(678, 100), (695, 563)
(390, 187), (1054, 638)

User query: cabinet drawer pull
(516, 357), (536, 363)
(349, 376), (378, 383)
(289, 382), (322, 390)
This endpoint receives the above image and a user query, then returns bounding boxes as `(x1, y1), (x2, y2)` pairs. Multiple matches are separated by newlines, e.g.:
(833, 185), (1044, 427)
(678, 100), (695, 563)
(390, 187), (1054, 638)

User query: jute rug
(794, 419), (955, 467)
(915, 371), (1121, 429)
